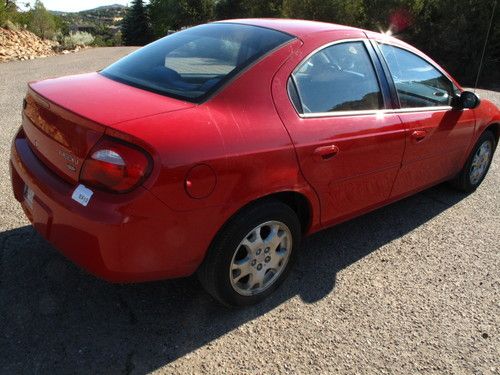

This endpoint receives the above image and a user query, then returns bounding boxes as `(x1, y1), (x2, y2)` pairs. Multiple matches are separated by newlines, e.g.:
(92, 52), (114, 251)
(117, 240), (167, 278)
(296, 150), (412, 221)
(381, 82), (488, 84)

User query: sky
(19, 0), (133, 12)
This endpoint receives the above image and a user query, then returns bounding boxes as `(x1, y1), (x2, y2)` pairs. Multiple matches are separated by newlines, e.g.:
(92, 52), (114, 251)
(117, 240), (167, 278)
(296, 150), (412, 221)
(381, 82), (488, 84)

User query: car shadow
(0, 183), (467, 374)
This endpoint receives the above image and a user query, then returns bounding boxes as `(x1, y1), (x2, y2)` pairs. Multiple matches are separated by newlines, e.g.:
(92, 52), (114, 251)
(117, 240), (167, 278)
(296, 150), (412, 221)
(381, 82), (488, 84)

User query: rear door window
(291, 41), (383, 114)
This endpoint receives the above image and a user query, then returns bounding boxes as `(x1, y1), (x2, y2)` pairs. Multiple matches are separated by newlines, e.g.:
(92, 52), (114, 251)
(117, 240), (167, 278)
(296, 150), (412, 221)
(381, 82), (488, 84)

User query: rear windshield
(101, 23), (293, 102)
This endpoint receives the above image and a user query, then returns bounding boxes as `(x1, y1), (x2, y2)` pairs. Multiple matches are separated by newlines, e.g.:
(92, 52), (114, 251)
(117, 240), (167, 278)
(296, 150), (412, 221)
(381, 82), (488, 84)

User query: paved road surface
(0, 48), (499, 374)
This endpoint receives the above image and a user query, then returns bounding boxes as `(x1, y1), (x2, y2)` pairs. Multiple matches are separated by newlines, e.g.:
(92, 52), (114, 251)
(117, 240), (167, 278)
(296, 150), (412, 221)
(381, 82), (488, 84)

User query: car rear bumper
(10, 129), (214, 282)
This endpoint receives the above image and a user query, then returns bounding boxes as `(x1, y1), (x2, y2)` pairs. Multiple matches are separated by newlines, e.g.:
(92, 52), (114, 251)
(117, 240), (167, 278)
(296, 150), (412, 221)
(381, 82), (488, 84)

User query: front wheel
(197, 200), (301, 307)
(451, 130), (496, 193)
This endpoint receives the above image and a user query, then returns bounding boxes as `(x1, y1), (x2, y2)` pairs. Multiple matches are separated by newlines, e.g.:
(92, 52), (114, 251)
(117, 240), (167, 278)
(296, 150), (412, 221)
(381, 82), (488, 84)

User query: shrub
(2, 19), (18, 30)
(61, 31), (94, 49)
(92, 35), (107, 47)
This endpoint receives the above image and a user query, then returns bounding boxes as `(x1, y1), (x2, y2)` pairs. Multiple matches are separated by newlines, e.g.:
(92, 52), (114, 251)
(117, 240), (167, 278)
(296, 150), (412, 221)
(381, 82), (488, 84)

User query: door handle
(411, 130), (427, 142)
(313, 145), (339, 160)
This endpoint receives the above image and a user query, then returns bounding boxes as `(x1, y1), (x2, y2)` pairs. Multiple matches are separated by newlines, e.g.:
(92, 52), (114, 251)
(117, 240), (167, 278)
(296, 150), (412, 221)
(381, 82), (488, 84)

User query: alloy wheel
(229, 221), (292, 296)
(469, 140), (493, 185)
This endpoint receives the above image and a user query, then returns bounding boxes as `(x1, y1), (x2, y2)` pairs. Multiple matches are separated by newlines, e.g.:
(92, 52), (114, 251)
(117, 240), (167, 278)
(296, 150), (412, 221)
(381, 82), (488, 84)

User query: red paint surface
(10, 20), (499, 282)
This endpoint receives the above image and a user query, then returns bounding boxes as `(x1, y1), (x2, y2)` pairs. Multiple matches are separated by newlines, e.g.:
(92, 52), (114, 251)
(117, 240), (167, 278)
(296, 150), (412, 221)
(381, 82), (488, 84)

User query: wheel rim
(229, 221), (292, 296)
(469, 140), (493, 185)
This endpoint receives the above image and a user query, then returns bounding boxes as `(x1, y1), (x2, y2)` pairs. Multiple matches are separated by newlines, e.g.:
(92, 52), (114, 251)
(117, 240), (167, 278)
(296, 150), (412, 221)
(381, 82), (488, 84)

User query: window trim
(299, 106), (456, 119)
(373, 40), (459, 111)
(287, 39), (390, 118)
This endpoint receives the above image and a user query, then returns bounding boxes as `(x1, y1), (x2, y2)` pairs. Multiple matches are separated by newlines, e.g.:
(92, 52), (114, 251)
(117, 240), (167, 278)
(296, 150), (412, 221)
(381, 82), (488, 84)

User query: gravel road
(0, 48), (499, 374)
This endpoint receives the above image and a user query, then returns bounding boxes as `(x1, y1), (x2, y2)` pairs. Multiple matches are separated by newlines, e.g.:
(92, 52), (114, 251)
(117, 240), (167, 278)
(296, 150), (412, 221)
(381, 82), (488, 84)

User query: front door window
(378, 44), (456, 108)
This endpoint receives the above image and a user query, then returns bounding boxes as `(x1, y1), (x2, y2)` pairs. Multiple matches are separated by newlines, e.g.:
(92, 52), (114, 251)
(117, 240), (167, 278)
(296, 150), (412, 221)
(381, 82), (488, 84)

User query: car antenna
(474, 0), (497, 92)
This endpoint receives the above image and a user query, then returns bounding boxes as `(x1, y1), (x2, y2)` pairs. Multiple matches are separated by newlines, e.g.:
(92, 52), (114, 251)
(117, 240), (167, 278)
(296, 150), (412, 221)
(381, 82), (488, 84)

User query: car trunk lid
(23, 72), (194, 183)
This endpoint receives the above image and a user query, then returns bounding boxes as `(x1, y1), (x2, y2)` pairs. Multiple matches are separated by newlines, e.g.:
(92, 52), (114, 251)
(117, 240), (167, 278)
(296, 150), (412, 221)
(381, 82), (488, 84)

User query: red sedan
(10, 19), (499, 306)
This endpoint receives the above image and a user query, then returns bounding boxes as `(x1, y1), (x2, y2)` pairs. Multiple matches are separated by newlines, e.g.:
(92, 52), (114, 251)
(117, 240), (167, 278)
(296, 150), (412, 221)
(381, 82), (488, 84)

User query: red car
(10, 19), (499, 306)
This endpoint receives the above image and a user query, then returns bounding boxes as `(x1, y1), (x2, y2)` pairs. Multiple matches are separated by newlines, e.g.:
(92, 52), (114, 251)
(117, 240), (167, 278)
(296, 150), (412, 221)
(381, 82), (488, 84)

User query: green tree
(249, 0), (283, 17)
(214, 0), (249, 19)
(0, 0), (17, 26)
(122, 0), (153, 46)
(407, 0), (499, 87)
(214, 0), (282, 18)
(149, 0), (214, 37)
(185, 0), (214, 24)
(282, 0), (364, 24)
(52, 13), (69, 35)
(28, 0), (56, 39)
(149, 0), (183, 35)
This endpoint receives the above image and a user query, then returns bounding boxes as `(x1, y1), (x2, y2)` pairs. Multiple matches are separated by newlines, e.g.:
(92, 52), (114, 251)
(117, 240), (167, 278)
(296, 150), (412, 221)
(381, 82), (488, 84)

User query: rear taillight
(80, 137), (152, 193)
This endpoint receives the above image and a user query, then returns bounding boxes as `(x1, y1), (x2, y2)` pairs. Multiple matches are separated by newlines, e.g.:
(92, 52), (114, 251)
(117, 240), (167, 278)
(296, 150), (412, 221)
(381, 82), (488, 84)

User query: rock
(0, 27), (57, 62)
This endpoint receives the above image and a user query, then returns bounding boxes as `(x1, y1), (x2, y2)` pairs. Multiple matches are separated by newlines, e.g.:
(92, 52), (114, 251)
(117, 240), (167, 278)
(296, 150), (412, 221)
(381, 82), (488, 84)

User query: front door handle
(313, 145), (339, 160)
(411, 130), (427, 142)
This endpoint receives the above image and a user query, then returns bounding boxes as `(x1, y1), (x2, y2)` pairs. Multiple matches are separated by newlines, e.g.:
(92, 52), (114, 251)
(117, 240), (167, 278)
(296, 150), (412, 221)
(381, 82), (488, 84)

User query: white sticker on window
(71, 184), (93, 207)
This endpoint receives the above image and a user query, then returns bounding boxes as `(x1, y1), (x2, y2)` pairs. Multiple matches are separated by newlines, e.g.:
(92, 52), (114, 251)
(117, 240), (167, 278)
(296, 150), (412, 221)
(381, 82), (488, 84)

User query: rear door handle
(313, 145), (339, 160)
(411, 130), (427, 141)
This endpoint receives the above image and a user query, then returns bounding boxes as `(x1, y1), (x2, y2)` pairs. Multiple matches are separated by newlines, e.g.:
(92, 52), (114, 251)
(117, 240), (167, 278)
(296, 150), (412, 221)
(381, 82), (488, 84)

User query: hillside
(51, 4), (126, 15)
(50, 4), (127, 45)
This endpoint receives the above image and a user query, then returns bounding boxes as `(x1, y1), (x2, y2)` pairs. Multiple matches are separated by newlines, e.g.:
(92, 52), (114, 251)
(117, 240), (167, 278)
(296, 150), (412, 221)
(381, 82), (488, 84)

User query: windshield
(101, 23), (293, 102)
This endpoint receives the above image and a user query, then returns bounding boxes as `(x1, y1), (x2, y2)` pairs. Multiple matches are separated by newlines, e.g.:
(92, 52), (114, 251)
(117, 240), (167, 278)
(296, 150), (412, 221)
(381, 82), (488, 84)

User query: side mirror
(452, 91), (480, 109)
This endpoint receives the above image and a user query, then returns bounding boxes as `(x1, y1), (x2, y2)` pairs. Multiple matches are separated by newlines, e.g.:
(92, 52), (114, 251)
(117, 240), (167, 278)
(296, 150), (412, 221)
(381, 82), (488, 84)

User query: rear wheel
(197, 200), (301, 307)
(451, 130), (496, 192)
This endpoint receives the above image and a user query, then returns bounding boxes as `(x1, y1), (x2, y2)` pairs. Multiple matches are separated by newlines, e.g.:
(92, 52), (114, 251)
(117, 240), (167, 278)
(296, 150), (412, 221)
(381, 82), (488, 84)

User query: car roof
(217, 18), (364, 38)
(215, 19), (462, 91)
(218, 19), (419, 58)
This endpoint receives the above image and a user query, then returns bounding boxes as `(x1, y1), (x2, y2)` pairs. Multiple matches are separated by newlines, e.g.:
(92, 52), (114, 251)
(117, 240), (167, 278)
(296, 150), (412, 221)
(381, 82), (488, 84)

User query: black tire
(197, 200), (301, 307)
(451, 130), (496, 193)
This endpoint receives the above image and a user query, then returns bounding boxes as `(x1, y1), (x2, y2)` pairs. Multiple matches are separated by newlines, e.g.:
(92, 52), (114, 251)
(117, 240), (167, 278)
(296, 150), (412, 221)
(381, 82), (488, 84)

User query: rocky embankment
(0, 28), (56, 62)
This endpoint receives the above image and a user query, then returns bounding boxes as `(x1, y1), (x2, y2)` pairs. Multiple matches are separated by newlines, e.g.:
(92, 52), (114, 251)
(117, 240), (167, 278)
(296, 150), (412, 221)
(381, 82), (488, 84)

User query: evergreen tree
(214, 0), (249, 19)
(214, 0), (282, 18)
(122, 0), (153, 46)
(149, 0), (214, 37)
(282, 0), (364, 25)
(249, 0), (283, 18)
(185, 0), (214, 25)
(29, 0), (56, 39)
